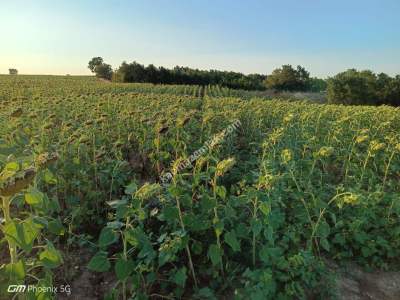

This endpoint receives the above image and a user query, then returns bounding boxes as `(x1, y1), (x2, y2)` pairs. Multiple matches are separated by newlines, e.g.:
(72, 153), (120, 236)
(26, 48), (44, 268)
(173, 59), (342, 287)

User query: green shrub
(327, 69), (400, 106)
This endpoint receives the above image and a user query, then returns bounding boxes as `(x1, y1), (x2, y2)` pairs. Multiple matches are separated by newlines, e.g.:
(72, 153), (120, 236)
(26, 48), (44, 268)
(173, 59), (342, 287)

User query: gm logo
(7, 285), (27, 293)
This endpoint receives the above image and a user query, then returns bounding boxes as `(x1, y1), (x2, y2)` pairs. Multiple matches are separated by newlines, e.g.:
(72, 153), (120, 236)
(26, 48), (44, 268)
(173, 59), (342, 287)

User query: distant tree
(327, 69), (377, 105)
(378, 75), (400, 106)
(327, 69), (399, 106)
(113, 60), (267, 90)
(88, 57), (104, 72)
(88, 57), (113, 80)
(309, 78), (327, 92)
(94, 63), (113, 80)
(9, 68), (18, 75)
(265, 65), (310, 91)
(116, 61), (146, 83)
(145, 64), (160, 83)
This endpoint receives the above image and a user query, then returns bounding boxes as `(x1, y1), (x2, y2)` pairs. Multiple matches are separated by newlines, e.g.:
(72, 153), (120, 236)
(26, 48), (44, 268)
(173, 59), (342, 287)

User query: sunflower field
(0, 75), (399, 299)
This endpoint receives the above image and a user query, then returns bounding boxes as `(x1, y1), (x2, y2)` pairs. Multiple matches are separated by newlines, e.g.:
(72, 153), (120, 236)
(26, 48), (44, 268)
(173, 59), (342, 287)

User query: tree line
(89, 58), (266, 90)
(88, 57), (400, 106)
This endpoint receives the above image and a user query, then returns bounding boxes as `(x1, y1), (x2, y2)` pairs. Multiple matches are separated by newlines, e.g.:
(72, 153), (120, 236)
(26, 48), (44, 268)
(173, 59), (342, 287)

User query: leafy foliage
(113, 61), (267, 90)
(265, 65), (311, 91)
(327, 69), (400, 106)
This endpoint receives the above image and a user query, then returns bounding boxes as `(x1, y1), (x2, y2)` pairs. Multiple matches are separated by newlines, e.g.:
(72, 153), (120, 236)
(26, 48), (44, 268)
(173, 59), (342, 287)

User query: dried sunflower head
(10, 108), (23, 118)
(134, 183), (162, 201)
(178, 115), (191, 127)
(0, 168), (36, 197)
(35, 152), (58, 169)
(157, 124), (169, 134)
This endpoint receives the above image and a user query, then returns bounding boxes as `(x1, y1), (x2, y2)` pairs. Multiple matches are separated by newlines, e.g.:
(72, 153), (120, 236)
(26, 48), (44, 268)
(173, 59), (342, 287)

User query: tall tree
(265, 65), (310, 91)
(88, 57), (113, 80)
(88, 57), (104, 73)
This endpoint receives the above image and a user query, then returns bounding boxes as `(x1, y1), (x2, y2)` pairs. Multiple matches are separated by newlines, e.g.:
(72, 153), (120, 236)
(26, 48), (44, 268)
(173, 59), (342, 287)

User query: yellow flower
(216, 158), (236, 177)
(337, 193), (360, 209)
(268, 127), (284, 144)
(316, 146), (334, 158)
(343, 194), (359, 205)
(283, 113), (294, 123)
(359, 128), (369, 135)
(369, 140), (386, 154)
(355, 135), (369, 144)
(281, 149), (292, 164)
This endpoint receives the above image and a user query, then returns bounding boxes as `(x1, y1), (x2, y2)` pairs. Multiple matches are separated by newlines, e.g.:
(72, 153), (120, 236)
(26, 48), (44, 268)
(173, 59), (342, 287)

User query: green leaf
(195, 287), (216, 299)
(98, 227), (118, 248)
(259, 202), (270, 216)
(264, 226), (274, 243)
(173, 267), (187, 287)
(107, 199), (127, 208)
(184, 214), (210, 231)
(49, 197), (61, 213)
(107, 221), (124, 229)
(5, 260), (26, 281)
(132, 273), (141, 289)
(162, 206), (179, 222)
(48, 218), (65, 236)
(200, 195), (216, 212)
(159, 248), (174, 267)
(215, 186), (226, 200)
(213, 219), (224, 237)
(191, 240), (203, 255)
(88, 252), (110, 272)
(235, 223), (249, 238)
(125, 182), (138, 195)
(5, 162), (19, 172)
(320, 238), (330, 252)
(259, 245), (283, 264)
(224, 231), (240, 252)
(115, 258), (134, 281)
(32, 216), (48, 229)
(43, 169), (57, 184)
(4, 219), (39, 253)
(104, 289), (119, 300)
(317, 221), (330, 239)
(25, 188), (44, 205)
(207, 244), (222, 266)
(250, 218), (262, 236)
(39, 242), (63, 269)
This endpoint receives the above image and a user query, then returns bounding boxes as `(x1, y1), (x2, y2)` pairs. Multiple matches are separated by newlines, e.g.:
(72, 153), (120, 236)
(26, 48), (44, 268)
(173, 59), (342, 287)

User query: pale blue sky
(1, 0), (399, 77)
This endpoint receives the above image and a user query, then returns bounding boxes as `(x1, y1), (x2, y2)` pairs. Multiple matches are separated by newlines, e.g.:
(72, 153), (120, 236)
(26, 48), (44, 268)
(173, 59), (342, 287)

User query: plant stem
(2, 196), (17, 264)
(383, 150), (395, 187)
(212, 175), (224, 277)
(360, 153), (370, 182)
(173, 186), (198, 288)
(252, 197), (258, 267)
